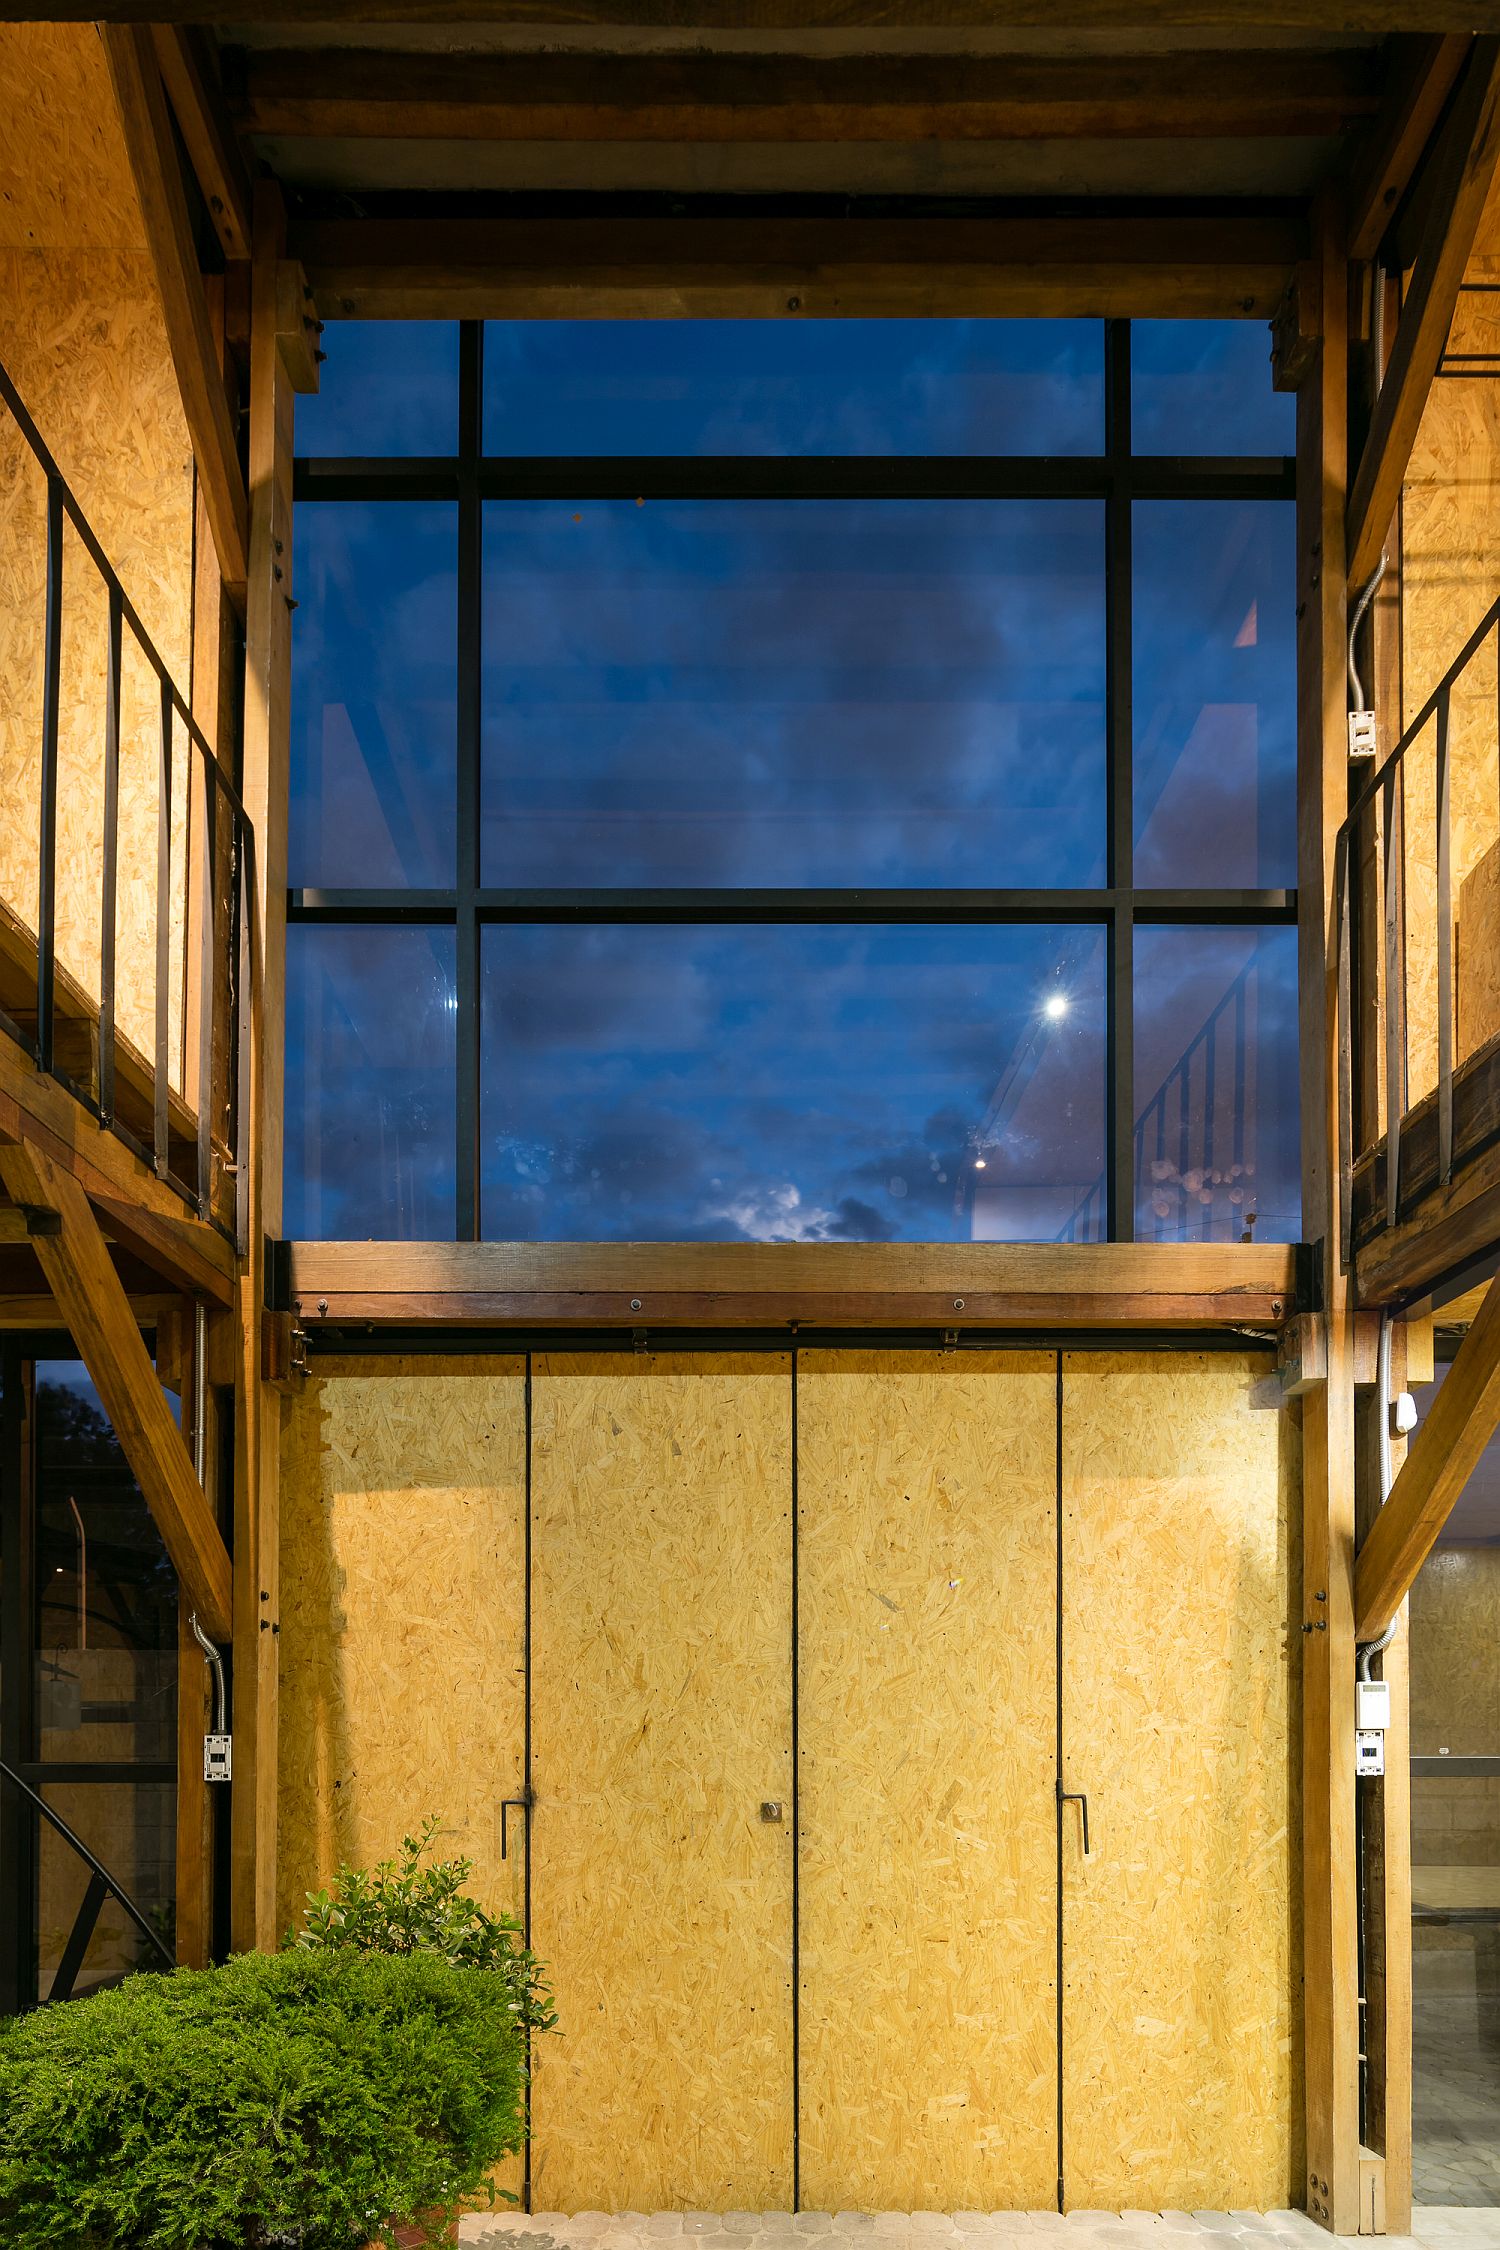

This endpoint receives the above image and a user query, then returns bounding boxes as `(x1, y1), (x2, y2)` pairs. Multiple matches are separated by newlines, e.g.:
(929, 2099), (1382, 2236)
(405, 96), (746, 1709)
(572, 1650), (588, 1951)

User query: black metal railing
(0, 1758), (174, 2006)
(0, 358), (252, 1250)
(1335, 590), (1500, 1264)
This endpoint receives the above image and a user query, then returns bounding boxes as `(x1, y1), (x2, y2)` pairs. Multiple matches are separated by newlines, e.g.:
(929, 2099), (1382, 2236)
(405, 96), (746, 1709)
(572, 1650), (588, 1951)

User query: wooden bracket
(1272, 262), (1321, 391)
(275, 261), (323, 394)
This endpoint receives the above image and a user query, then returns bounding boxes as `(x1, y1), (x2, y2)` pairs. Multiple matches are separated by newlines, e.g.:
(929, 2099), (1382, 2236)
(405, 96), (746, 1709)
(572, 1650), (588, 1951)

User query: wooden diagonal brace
(0, 1136), (232, 1644)
(1354, 1267), (1500, 1642)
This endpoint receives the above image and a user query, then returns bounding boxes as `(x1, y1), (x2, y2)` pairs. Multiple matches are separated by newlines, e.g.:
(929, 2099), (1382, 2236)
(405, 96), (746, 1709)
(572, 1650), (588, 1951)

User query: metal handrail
(0, 357), (255, 1252)
(0, 1756), (175, 2005)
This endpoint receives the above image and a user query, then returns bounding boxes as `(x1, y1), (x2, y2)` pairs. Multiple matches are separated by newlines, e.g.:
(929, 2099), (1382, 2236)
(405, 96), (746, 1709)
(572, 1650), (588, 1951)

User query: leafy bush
(0, 1947), (526, 2250)
(290, 1817), (555, 2039)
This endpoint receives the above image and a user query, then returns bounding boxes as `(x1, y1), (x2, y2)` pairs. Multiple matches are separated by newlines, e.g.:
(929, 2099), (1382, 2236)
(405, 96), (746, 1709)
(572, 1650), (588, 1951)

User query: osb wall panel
(528, 1353), (794, 2214)
(1061, 1351), (1301, 2212)
(797, 1351), (1058, 2212)
(276, 1359), (527, 1943)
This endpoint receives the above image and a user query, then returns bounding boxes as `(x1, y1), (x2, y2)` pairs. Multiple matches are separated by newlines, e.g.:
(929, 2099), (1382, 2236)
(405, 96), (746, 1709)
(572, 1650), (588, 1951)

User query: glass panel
(285, 924), (457, 1240)
(291, 501), (458, 889)
(296, 320), (459, 457)
(483, 318), (1105, 456)
(482, 498), (1106, 887)
(38, 1781), (175, 2003)
(480, 923), (1106, 1242)
(1133, 923), (1300, 1243)
(33, 1364), (176, 1765)
(1409, 1368), (1500, 2205)
(1133, 499), (1297, 889)
(1131, 320), (1294, 457)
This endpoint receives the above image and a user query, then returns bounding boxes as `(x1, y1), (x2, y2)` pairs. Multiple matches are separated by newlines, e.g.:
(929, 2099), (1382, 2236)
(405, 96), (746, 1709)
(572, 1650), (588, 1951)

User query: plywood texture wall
(0, 25), (194, 1070)
(1061, 1351), (1301, 2213)
(797, 1351), (1058, 2213)
(276, 1359), (528, 1942)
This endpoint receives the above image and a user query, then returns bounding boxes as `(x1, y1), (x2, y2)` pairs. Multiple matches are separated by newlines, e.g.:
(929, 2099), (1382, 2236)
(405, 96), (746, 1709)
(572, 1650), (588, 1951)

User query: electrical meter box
(1356, 1730), (1386, 1779)
(1348, 710), (1378, 760)
(204, 1733), (232, 1783)
(1356, 1679), (1391, 1732)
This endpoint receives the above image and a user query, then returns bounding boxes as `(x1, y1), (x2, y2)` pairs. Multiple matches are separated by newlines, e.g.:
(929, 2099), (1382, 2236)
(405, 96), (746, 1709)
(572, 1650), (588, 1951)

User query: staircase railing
(0, 1757), (175, 2006)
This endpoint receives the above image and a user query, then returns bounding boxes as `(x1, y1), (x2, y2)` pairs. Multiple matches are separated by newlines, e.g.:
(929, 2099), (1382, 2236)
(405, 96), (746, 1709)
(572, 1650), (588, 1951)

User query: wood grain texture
(528, 1352), (794, 2212)
(797, 1350), (1057, 2211)
(275, 1357), (527, 1941)
(1061, 1350), (1301, 2212)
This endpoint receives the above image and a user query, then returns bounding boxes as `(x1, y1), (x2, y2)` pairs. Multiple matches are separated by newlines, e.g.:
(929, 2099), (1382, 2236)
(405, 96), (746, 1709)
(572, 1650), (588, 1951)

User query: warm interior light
(1043, 992), (1069, 1021)
(973, 1158), (987, 1170)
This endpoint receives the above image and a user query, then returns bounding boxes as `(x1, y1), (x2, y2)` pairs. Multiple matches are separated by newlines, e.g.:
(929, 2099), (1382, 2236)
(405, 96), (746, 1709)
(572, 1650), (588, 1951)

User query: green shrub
(289, 1816), (555, 2040)
(0, 1947), (526, 2250)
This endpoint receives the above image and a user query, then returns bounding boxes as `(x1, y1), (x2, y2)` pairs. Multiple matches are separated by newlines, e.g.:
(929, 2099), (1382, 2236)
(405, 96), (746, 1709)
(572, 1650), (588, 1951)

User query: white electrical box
(1356, 1730), (1386, 1778)
(1348, 710), (1378, 760)
(1356, 1679), (1391, 1732)
(204, 1733), (232, 1783)
(1393, 1391), (1419, 1436)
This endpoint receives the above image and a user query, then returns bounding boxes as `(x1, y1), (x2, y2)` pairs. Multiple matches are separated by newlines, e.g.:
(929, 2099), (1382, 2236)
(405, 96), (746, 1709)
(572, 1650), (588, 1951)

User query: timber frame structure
(5, 6), (1500, 2234)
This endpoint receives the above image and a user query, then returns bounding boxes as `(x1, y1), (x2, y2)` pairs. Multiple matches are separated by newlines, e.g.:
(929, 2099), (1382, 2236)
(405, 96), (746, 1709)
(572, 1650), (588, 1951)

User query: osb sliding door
(276, 1358), (528, 1938)
(797, 1352), (1059, 2211)
(1060, 1351), (1300, 2212)
(529, 1354), (795, 2212)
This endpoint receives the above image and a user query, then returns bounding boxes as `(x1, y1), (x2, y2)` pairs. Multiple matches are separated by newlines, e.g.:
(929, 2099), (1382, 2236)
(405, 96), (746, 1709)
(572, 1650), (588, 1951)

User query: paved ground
(459, 2209), (1500, 2250)
(1412, 1987), (1500, 2206)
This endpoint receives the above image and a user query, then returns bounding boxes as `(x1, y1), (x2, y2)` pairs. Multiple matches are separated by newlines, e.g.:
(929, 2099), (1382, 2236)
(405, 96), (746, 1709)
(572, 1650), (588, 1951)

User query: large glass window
(289, 318), (1298, 1244)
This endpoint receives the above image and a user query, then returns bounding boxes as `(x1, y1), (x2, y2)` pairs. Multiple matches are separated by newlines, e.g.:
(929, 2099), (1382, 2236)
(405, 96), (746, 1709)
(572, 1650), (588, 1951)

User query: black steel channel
(288, 885), (1296, 929)
(456, 322), (483, 1240)
(154, 676), (173, 1177)
(36, 477), (64, 1079)
(1436, 683), (1454, 1185)
(0, 1347), (32, 2015)
(522, 1351), (535, 2212)
(99, 588), (122, 1127)
(1336, 827), (1354, 1274)
(1105, 321), (1135, 1242)
(197, 759), (219, 1217)
(1053, 1349), (1065, 2212)
(790, 1345), (801, 2211)
(1383, 766), (1404, 1229)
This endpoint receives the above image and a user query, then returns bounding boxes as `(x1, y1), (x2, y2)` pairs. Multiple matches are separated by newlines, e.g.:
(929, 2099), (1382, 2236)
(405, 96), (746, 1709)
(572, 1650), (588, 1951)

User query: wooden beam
(0, 1035), (234, 1306)
(58, 4), (1500, 32)
(1348, 35), (1470, 264)
(285, 1238), (1298, 1330)
(1354, 1269), (1500, 1640)
(1345, 38), (1500, 591)
(240, 46), (1379, 143)
(0, 1138), (232, 1643)
(296, 210), (1307, 323)
(101, 24), (249, 599)
(151, 24), (253, 262)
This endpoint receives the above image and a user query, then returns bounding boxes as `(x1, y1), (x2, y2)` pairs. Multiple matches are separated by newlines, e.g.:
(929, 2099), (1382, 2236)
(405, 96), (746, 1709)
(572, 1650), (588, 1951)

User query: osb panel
(0, 26), (146, 252)
(528, 1353), (794, 2213)
(1409, 1545), (1500, 1764)
(1061, 1350), (1301, 2212)
(1458, 839), (1500, 1063)
(276, 1359), (527, 1944)
(796, 1351), (1058, 2212)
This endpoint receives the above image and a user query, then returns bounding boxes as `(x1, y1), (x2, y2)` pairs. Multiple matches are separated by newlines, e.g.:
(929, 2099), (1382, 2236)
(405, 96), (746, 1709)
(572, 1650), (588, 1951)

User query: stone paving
(459, 2209), (1500, 2250)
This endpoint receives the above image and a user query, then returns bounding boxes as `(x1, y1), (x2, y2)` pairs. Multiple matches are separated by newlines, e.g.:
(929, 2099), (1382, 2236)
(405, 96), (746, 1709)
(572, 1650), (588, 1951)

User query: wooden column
(231, 179), (297, 1951)
(1296, 192), (1362, 2237)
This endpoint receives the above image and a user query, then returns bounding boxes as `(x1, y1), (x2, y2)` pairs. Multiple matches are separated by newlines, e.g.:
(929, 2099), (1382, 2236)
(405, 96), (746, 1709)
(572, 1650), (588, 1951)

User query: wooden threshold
(285, 1238), (1298, 1331)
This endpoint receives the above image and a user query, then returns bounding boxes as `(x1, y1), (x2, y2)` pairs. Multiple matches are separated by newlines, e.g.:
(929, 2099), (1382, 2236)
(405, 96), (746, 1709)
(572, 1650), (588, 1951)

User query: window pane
(481, 923), (1106, 1242)
(297, 320), (459, 456)
(483, 318), (1104, 456)
(39, 1781), (175, 2002)
(482, 498), (1106, 887)
(1134, 924), (1300, 1244)
(1131, 320), (1293, 456)
(291, 501), (458, 889)
(1133, 500), (1296, 889)
(285, 925), (457, 1240)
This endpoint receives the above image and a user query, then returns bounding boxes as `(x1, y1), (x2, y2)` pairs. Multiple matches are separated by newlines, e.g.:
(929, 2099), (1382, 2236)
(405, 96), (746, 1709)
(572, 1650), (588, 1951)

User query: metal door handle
(1059, 1785), (1090, 1857)
(501, 1792), (532, 1861)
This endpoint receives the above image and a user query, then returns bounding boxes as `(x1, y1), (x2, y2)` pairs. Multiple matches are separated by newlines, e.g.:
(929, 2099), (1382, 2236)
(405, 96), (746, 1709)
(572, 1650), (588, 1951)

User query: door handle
(1058, 1784), (1090, 1857)
(501, 1792), (532, 1861)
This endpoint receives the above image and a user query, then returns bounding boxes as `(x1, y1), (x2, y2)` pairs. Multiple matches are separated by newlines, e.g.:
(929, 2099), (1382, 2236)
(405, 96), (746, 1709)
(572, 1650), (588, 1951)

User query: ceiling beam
(1345, 37), (1500, 592)
(1348, 34), (1470, 264)
(152, 24), (253, 262)
(239, 46), (1379, 144)
(101, 24), (249, 601)
(296, 208), (1306, 322)
(51, 4), (1500, 32)
(1354, 1267), (1500, 1642)
(0, 1137), (233, 1645)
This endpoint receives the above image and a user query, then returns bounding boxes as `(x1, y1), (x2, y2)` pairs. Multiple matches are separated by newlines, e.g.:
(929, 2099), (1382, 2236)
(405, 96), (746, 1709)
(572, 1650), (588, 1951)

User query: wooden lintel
(1348, 35), (1472, 264)
(239, 45), (1380, 143)
(58, 4), (1500, 31)
(0, 1138), (232, 1643)
(102, 24), (249, 599)
(1354, 1268), (1500, 1641)
(151, 24), (252, 262)
(285, 1239), (1298, 1331)
(0, 1037), (234, 1306)
(1345, 37), (1500, 592)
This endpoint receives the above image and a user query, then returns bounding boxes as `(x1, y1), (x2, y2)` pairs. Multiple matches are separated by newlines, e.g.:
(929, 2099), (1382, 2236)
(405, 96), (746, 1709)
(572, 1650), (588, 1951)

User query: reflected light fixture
(1043, 992), (1070, 1021)
(973, 1157), (987, 1170)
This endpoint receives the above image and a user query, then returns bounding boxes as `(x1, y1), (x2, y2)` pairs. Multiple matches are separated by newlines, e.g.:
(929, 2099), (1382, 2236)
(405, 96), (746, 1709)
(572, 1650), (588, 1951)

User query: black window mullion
(456, 322), (483, 1242)
(0, 1346), (35, 2015)
(1106, 319), (1136, 1241)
